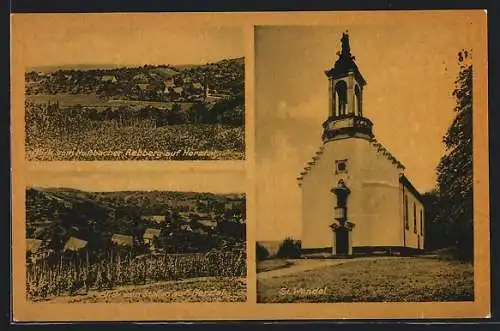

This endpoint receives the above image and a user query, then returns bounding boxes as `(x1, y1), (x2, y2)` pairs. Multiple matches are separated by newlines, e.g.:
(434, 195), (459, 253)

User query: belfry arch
(334, 80), (348, 117)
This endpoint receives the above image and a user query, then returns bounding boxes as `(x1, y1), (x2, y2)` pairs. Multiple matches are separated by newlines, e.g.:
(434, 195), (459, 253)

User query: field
(28, 249), (246, 303)
(257, 257), (474, 303)
(26, 94), (191, 110)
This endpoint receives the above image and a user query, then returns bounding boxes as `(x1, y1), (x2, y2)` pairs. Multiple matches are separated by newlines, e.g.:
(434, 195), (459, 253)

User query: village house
(192, 82), (203, 90)
(173, 86), (184, 95)
(143, 228), (161, 250)
(101, 75), (118, 83)
(111, 233), (134, 248)
(180, 224), (193, 232)
(137, 83), (150, 91)
(164, 79), (176, 88)
(26, 238), (46, 263)
(204, 85), (232, 102)
(141, 215), (166, 224)
(297, 32), (424, 256)
(197, 219), (218, 231)
(63, 236), (88, 252)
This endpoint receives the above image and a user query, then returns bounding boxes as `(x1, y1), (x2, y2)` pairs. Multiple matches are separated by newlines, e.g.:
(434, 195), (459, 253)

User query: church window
(335, 159), (348, 174)
(420, 209), (423, 235)
(335, 81), (347, 117)
(413, 202), (417, 233)
(404, 195), (409, 229)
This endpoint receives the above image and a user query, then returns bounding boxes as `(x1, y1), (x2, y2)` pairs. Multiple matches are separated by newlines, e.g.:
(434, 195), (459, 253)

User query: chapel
(297, 32), (425, 256)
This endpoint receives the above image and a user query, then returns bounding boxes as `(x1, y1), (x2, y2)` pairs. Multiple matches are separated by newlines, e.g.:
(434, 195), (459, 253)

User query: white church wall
(301, 137), (408, 250)
(402, 188), (425, 250)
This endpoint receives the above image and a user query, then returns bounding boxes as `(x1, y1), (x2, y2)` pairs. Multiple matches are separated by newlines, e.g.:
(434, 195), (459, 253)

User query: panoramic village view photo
(23, 18), (244, 161)
(255, 24), (477, 303)
(25, 183), (247, 303)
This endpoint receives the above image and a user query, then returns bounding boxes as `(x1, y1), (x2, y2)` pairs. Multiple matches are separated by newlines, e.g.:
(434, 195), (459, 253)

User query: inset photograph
(26, 184), (246, 303)
(255, 25), (478, 303)
(21, 16), (244, 161)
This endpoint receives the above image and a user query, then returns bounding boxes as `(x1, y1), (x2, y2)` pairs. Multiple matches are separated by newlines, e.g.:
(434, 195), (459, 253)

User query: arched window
(404, 195), (409, 229)
(334, 81), (347, 117)
(413, 202), (417, 234)
(355, 85), (362, 116)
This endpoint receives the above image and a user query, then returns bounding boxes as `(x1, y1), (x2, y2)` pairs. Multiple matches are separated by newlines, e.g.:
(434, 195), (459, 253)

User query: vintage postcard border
(11, 11), (489, 321)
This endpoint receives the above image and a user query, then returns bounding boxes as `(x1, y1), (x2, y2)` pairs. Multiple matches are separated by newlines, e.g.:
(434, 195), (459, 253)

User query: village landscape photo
(23, 18), (245, 161)
(255, 23), (478, 303)
(25, 181), (246, 303)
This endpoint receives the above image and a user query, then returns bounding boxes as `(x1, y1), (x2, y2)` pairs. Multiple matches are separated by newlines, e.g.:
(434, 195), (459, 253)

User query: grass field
(257, 257), (474, 303)
(40, 277), (246, 303)
(26, 93), (191, 110)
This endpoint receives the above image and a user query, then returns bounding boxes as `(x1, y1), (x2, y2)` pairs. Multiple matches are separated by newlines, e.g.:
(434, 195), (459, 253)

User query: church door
(336, 228), (349, 255)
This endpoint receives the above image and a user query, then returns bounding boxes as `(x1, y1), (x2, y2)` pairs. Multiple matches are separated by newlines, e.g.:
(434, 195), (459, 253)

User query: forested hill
(25, 57), (244, 101)
(26, 187), (246, 252)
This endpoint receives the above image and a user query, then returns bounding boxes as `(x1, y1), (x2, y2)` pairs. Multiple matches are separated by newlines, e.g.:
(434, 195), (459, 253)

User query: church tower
(298, 31), (425, 256)
(322, 31), (373, 142)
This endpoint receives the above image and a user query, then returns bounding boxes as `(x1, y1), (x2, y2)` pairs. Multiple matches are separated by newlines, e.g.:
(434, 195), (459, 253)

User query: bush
(256, 242), (269, 261)
(434, 246), (472, 261)
(276, 237), (302, 259)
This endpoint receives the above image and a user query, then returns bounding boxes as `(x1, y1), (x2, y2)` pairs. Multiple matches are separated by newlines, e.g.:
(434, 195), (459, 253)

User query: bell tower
(322, 31), (374, 142)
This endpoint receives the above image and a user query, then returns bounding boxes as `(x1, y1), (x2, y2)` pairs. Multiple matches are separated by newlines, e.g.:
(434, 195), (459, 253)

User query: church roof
(399, 174), (424, 204)
(325, 31), (366, 86)
(369, 138), (405, 170)
(297, 146), (325, 186)
(297, 139), (405, 187)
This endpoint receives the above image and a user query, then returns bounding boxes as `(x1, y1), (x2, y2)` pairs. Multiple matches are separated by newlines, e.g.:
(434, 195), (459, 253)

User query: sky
(255, 16), (484, 241)
(26, 163), (246, 194)
(12, 14), (243, 67)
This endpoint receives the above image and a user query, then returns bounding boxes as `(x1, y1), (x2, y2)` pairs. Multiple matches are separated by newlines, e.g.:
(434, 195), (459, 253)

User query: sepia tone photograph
(255, 20), (486, 304)
(19, 15), (245, 161)
(24, 168), (247, 303)
(11, 11), (489, 321)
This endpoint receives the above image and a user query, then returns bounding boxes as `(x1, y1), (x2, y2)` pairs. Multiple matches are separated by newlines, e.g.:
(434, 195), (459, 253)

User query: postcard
(11, 11), (489, 321)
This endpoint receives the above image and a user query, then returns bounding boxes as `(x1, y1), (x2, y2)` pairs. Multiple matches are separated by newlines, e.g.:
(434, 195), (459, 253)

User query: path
(257, 256), (395, 280)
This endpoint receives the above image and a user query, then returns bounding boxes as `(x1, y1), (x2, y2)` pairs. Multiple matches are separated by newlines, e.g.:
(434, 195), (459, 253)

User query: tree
(435, 49), (473, 260)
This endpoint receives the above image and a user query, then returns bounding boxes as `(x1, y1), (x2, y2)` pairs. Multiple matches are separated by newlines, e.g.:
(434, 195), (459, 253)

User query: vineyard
(26, 122), (244, 161)
(27, 248), (246, 302)
(25, 99), (245, 160)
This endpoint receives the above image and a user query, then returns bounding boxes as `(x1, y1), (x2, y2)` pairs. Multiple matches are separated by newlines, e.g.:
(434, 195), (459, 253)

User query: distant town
(24, 58), (245, 161)
(25, 57), (244, 104)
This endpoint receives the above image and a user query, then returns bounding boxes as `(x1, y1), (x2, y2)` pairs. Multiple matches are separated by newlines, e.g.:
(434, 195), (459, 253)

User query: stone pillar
(329, 77), (335, 118)
(346, 71), (356, 115)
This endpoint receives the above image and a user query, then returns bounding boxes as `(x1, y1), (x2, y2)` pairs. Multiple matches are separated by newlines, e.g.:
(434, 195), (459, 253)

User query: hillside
(26, 187), (246, 254)
(25, 57), (244, 103)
